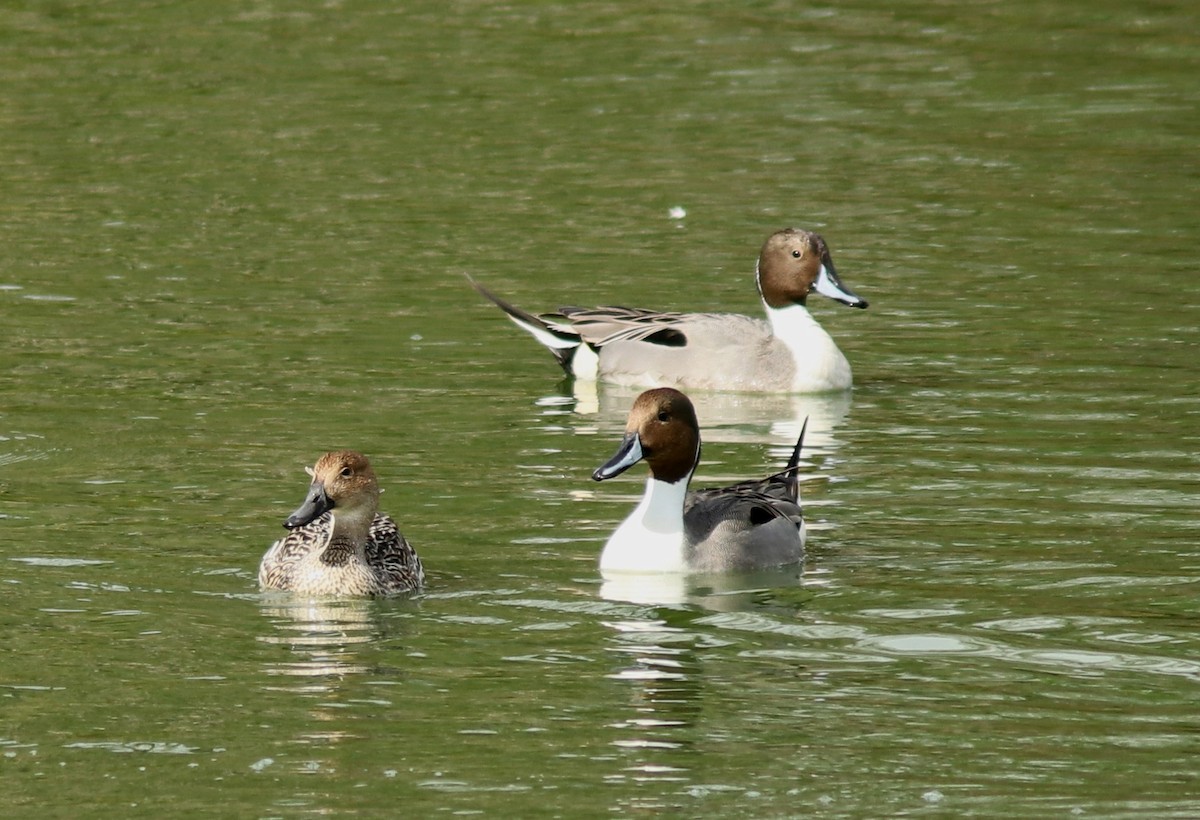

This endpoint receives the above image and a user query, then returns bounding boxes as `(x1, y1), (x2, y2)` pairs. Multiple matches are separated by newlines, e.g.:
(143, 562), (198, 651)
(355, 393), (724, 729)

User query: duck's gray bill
(593, 433), (644, 481)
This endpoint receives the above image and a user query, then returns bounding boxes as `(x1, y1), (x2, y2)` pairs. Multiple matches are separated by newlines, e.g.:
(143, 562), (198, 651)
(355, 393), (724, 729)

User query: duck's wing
(555, 306), (695, 348)
(687, 484), (803, 530)
(681, 421), (810, 571)
(683, 486), (804, 571)
(365, 513), (425, 592)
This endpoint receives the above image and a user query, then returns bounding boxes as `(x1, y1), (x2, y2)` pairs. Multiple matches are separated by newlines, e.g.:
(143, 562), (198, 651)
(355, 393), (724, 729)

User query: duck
(592, 387), (807, 574)
(470, 228), (867, 393)
(258, 450), (424, 596)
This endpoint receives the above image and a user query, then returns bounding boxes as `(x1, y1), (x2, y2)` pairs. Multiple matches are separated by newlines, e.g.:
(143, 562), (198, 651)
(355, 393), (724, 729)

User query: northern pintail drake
(258, 450), (424, 596)
(471, 228), (867, 393)
(592, 388), (807, 574)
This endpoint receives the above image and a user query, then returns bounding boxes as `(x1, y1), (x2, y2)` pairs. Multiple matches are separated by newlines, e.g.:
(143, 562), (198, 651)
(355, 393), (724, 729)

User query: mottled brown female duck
(258, 450), (424, 596)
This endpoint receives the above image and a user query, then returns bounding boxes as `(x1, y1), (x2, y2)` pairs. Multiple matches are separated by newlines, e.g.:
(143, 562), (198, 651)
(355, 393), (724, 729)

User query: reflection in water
(600, 566), (806, 609)
(257, 595), (379, 679)
(603, 618), (703, 809)
(254, 596), (396, 785)
(598, 578), (815, 810)
(545, 381), (853, 451)
(0, 430), (49, 468)
(600, 574), (692, 608)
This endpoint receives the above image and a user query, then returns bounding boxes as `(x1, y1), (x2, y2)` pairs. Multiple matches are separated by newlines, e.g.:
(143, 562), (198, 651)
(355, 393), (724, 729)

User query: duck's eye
(340, 467), (353, 477)
(791, 249), (802, 258)
(657, 411), (670, 422)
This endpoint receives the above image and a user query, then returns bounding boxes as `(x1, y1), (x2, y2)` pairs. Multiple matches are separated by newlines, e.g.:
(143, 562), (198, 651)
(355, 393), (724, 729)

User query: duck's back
(682, 472), (805, 572)
(587, 312), (792, 392)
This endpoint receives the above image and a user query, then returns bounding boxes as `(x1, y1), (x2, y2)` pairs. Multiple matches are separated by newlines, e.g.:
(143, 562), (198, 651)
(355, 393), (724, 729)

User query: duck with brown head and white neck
(258, 450), (424, 596)
(471, 227), (867, 393)
(593, 388), (807, 574)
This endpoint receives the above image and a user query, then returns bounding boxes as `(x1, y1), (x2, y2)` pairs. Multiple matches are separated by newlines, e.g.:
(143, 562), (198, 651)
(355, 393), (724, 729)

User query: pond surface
(2, 1), (1197, 816)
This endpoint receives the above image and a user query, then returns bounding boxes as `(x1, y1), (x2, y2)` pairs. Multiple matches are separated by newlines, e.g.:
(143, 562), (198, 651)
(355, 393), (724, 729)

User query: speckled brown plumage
(258, 451), (424, 596)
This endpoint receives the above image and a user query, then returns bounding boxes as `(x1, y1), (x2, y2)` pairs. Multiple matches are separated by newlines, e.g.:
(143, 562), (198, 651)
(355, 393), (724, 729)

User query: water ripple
(64, 741), (197, 754)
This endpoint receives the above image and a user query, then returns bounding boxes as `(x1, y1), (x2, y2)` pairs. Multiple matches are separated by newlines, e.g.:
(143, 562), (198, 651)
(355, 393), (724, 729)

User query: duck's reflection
(602, 617), (703, 800)
(554, 380), (852, 451)
(599, 565), (806, 609)
(598, 570), (814, 807)
(257, 595), (379, 679)
(254, 593), (431, 792)
(252, 596), (388, 782)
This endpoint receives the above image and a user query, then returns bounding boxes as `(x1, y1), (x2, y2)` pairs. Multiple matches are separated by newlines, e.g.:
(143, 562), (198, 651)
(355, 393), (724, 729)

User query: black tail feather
(779, 417), (808, 502)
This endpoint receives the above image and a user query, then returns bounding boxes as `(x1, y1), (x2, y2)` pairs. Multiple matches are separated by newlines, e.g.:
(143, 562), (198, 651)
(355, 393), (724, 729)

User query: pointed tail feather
(779, 417), (808, 502)
(467, 275), (581, 372)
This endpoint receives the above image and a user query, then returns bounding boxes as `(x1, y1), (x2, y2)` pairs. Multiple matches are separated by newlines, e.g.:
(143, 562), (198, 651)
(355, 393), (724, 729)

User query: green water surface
(1, 1), (1197, 816)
